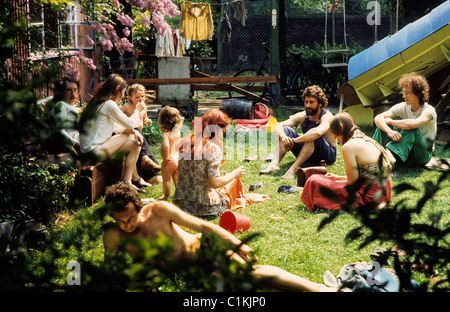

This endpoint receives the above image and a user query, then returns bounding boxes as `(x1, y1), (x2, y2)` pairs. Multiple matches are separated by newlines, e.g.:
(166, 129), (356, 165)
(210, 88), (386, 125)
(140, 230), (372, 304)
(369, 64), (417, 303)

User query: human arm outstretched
(154, 201), (255, 262)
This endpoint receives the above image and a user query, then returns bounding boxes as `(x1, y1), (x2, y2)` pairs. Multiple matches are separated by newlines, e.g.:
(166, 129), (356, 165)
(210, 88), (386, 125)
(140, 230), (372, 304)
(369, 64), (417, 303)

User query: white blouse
(80, 100), (140, 154)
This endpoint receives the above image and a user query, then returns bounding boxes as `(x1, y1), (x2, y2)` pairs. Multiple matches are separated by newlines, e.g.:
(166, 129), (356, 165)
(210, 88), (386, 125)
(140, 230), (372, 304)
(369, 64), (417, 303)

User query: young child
(122, 83), (151, 131)
(120, 84), (161, 187)
(158, 106), (183, 200)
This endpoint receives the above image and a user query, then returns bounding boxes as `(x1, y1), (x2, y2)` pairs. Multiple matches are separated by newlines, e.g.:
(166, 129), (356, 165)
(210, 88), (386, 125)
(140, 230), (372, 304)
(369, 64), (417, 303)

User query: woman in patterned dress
(173, 109), (245, 217)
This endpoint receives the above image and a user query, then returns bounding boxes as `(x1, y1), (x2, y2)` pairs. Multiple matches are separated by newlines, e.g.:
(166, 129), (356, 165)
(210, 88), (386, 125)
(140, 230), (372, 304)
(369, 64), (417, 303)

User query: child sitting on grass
(158, 106), (183, 200)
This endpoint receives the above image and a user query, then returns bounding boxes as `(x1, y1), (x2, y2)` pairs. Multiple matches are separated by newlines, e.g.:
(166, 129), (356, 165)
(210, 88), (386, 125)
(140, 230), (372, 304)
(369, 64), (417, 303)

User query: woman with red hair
(173, 109), (245, 217)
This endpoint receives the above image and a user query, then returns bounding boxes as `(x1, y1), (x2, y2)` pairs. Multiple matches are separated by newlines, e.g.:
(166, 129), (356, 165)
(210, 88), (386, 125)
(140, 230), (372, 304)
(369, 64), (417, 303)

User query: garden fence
(216, 0), (394, 99)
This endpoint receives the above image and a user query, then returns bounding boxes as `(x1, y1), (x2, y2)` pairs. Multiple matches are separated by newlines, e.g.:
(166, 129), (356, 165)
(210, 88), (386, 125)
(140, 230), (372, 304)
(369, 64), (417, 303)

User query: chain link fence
(216, 0), (395, 103)
(218, 0), (395, 71)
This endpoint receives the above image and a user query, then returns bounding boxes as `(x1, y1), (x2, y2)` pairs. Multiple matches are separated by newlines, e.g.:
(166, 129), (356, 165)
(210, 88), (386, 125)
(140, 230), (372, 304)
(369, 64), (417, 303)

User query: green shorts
(372, 127), (432, 166)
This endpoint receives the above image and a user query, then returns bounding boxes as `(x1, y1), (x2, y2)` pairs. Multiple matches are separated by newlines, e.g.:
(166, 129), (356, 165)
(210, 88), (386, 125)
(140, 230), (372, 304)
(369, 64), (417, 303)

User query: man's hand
(281, 135), (294, 150)
(387, 129), (402, 142)
(237, 244), (257, 262)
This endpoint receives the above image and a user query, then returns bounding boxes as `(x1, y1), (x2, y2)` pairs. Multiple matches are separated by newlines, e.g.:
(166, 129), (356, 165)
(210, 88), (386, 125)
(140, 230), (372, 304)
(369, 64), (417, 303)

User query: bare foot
(259, 165), (280, 174)
(138, 177), (151, 188)
(158, 195), (169, 201)
(281, 171), (295, 180)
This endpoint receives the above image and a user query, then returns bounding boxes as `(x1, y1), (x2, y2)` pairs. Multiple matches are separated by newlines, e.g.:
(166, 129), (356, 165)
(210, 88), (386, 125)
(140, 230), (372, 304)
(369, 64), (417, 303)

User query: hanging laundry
(179, 2), (214, 41)
(155, 22), (175, 57)
(175, 29), (182, 57)
(231, 0), (247, 26)
(218, 12), (232, 44)
(183, 38), (191, 55)
(172, 28), (178, 54)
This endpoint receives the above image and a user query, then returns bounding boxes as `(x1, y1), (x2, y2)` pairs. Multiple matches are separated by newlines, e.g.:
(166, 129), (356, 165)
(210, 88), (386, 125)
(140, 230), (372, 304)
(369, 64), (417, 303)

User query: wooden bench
(71, 159), (124, 206)
(126, 73), (277, 106)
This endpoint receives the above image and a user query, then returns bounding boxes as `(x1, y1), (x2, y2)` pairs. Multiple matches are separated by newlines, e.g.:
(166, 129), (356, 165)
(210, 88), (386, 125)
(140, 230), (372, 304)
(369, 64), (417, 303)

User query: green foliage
(177, 96), (199, 122)
(186, 41), (214, 58)
(318, 159), (450, 291)
(175, 232), (261, 292)
(142, 121), (163, 145)
(0, 148), (75, 224)
(0, 201), (263, 292)
(287, 42), (366, 69)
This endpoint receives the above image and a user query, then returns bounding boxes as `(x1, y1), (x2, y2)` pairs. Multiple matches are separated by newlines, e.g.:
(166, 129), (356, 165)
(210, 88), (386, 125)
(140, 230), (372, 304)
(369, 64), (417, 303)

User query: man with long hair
(260, 85), (337, 179)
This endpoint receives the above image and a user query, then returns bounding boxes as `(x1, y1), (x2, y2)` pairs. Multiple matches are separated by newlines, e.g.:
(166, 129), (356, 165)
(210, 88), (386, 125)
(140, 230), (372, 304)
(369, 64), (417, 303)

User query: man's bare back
(103, 184), (335, 292)
(103, 202), (201, 260)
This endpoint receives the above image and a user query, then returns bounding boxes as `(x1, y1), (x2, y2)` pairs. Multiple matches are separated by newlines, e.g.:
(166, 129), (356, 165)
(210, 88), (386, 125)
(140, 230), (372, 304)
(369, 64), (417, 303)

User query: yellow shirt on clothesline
(179, 1), (214, 41)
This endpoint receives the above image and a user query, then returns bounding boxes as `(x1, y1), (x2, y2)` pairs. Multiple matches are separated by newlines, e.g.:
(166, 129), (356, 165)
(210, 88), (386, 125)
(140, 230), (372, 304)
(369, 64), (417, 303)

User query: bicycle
(281, 50), (314, 102)
(227, 42), (271, 102)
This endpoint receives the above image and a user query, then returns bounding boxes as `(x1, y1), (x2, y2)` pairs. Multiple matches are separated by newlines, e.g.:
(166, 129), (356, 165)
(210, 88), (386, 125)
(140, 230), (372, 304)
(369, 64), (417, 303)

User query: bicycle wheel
(291, 68), (313, 102)
(228, 68), (269, 101)
(193, 57), (204, 72)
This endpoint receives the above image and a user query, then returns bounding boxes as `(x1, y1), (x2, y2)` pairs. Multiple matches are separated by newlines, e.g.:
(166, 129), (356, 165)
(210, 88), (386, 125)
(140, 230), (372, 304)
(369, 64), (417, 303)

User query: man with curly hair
(373, 72), (437, 174)
(260, 85), (337, 179)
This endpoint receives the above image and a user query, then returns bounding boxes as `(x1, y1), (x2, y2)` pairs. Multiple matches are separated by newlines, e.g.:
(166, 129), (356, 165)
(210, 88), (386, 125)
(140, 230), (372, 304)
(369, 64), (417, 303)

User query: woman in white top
(79, 74), (144, 188)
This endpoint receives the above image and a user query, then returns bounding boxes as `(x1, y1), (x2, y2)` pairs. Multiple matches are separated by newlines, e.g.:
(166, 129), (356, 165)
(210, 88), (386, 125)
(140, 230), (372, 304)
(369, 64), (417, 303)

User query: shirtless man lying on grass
(102, 183), (335, 292)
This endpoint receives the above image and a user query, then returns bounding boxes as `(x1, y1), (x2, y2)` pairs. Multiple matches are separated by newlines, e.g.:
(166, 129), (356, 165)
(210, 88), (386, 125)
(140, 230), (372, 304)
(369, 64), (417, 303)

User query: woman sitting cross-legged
(173, 109), (245, 217)
(300, 112), (394, 211)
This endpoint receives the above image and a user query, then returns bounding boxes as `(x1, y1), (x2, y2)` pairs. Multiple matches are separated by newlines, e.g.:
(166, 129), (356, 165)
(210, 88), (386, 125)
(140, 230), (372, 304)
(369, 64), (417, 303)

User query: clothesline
(182, 0), (244, 6)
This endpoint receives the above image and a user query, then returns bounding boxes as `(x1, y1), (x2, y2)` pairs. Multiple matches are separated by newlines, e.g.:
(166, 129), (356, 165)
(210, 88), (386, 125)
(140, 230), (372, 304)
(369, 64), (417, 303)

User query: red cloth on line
(300, 174), (392, 211)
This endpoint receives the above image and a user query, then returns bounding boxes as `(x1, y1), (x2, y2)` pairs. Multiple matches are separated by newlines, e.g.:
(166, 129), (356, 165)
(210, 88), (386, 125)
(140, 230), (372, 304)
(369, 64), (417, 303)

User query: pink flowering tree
(44, 0), (180, 80)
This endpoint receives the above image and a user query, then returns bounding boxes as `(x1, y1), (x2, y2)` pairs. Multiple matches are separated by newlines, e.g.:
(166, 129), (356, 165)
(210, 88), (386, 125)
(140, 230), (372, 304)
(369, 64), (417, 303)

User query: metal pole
(270, 0), (280, 107)
(343, 0), (347, 49)
(396, 0), (399, 32)
(324, 0), (328, 49)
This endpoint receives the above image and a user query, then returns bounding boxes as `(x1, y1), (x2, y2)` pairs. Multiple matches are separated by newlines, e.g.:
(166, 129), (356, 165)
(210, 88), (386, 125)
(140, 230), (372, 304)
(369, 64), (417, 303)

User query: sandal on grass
(277, 185), (302, 193)
(132, 177), (151, 188)
(249, 181), (262, 191)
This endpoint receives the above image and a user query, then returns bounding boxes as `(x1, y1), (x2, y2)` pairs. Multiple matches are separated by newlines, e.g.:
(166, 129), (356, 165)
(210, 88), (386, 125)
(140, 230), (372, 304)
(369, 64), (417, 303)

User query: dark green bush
(0, 148), (75, 224)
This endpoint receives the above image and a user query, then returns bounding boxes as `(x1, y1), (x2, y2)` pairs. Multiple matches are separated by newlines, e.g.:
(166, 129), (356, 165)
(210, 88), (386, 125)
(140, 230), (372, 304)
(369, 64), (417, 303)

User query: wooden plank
(126, 75), (276, 85)
(130, 70), (271, 105)
(322, 63), (348, 68)
(192, 84), (266, 92)
(188, 70), (270, 104)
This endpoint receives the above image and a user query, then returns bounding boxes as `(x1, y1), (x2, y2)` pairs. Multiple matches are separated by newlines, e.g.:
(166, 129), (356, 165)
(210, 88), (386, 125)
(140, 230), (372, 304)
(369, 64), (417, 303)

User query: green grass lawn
(141, 107), (450, 289)
(51, 106), (449, 291)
